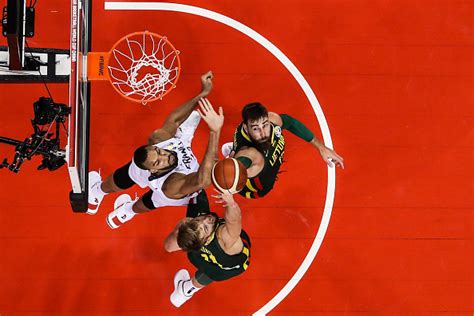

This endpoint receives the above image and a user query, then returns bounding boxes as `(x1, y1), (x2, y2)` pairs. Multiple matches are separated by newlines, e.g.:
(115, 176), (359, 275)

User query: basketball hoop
(88, 31), (181, 104)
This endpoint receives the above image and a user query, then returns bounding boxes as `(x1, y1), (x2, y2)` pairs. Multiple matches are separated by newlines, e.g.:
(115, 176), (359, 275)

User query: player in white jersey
(87, 71), (224, 229)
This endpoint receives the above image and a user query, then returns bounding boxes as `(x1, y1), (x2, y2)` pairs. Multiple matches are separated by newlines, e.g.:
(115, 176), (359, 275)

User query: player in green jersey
(223, 102), (344, 198)
(164, 190), (250, 308)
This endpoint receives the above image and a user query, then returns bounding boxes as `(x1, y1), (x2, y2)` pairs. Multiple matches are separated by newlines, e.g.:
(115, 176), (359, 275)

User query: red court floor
(0, 1), (472, 315)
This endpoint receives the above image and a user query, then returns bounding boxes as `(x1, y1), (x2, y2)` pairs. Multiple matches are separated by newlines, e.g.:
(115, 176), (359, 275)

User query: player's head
(177, 213), (219, 252)
(134, 145), (178, 173)
(242, 102), (271, 144)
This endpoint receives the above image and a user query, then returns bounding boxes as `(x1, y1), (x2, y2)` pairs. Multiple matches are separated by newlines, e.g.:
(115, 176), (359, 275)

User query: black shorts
(113, 161), (135, 189)
(186, 190), (210, 218)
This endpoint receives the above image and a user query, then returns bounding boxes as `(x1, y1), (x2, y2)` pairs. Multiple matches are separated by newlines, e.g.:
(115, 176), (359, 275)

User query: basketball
(211, 158), (248, 194)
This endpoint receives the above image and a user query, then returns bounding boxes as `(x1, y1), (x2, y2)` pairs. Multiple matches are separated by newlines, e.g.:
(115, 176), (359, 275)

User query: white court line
(105, 2), (337, 315)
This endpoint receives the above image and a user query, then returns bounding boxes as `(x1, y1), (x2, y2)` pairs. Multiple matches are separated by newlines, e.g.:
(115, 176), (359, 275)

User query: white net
(107, 32), (180, 104)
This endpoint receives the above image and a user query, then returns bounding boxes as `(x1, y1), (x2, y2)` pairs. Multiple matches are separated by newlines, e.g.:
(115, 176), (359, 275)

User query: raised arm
(213, 191), (242, 248)
(268, 111), (345, 169)
(162, 98), (223, 199)
(148, 71), (213, 145)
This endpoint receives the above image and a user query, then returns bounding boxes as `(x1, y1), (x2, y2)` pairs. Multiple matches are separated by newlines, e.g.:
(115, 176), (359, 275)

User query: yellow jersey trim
(240, 127), (251, 142)
(245, 179), (257, 192)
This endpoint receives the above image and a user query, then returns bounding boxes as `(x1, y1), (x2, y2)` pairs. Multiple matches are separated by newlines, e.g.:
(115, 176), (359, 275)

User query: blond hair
(177, 220), (205, 252)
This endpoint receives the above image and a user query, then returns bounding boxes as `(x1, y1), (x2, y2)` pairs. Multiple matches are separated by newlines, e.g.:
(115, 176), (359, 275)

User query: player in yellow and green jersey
(223, 102), (344, 199)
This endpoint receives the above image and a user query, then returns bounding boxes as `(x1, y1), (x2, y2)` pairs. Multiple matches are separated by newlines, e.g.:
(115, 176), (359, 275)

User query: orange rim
(88, 31), (181, 104)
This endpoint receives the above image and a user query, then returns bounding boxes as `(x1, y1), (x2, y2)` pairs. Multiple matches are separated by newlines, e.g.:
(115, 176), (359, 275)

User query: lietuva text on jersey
(233, 122), (285, 198)
(187, 219), (251, 281)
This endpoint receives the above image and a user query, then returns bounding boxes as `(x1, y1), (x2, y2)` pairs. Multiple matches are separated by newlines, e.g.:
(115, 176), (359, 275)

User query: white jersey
(128, 137), (200, 208)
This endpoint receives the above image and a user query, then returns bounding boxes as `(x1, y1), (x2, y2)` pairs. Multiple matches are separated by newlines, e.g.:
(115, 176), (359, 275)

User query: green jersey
(233, 122), (285, 198)
(187, 219), (251, 281)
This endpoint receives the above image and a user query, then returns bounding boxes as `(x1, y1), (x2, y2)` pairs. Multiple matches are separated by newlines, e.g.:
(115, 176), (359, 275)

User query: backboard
(67, 0), (91, 212)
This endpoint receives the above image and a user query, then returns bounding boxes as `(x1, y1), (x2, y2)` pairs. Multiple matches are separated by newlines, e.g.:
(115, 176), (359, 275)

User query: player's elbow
(163, 238), (173, 252)
(164, 239), (180, 253)
(164, 244), (175, 253)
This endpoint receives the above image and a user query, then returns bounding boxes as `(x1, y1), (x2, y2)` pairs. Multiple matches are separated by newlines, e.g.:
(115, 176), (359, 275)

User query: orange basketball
(211, 158), (248, 194)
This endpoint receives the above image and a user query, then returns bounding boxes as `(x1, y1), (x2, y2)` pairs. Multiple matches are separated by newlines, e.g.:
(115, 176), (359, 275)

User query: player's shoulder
(148, 128), (174, 145)
(234, 121), (244, 131)
(268, 112), (283, 126)
(216, 223), (242, 251)
(233, 122), (251, 143)
(150, 135), (176, 148)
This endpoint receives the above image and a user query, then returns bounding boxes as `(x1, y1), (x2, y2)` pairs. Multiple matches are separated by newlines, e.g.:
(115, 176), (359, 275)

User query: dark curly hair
(242, 102), (268, 124)
(133, 145), (151, 170)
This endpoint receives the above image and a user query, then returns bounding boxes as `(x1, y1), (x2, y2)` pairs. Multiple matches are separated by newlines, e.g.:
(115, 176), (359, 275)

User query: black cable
(24, 39), (55, 103)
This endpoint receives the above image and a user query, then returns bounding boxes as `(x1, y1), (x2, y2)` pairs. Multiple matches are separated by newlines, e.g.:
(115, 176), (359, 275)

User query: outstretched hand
(197, 98), (224, 132)
(212, 189), (237, 208)
(200, 71), (213, 97)
(319, 146), (344, 169)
